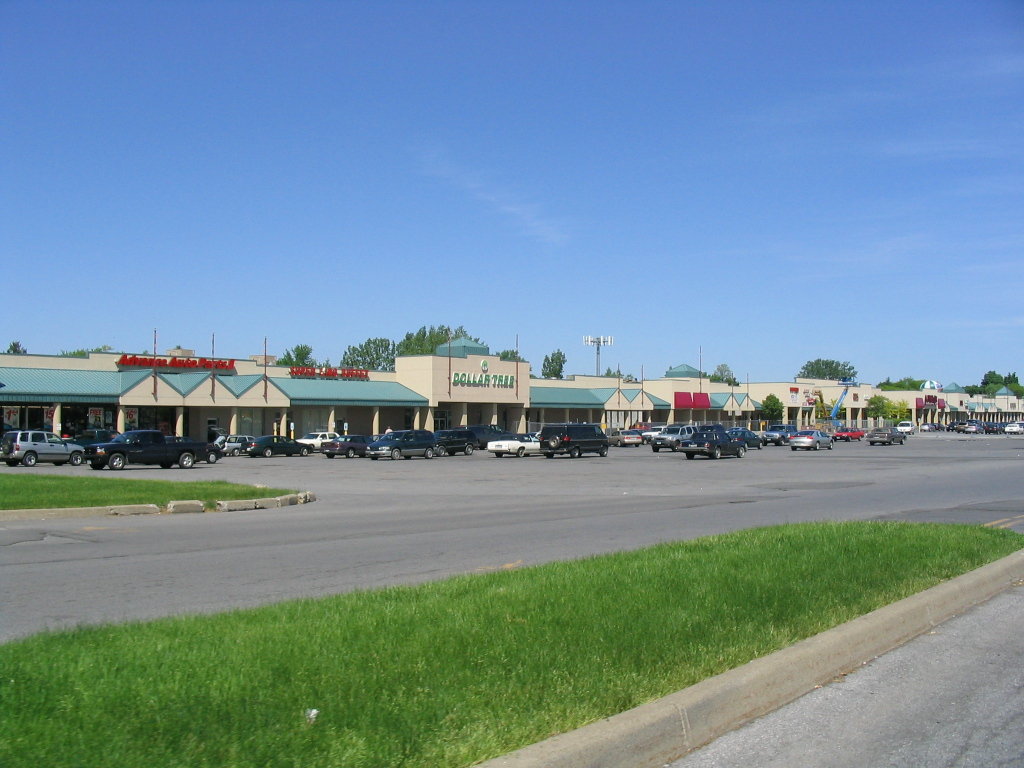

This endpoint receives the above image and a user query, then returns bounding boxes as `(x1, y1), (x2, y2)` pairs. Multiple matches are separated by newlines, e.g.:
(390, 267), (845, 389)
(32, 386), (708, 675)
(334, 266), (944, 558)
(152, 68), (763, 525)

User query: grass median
(0, 475), (296, 511)
(2, 521), (1021, 768)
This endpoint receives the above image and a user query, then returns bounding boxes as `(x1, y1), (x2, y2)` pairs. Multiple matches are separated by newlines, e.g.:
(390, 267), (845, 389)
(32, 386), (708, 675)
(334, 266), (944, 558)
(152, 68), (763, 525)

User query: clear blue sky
(3, 1), (1022, 387)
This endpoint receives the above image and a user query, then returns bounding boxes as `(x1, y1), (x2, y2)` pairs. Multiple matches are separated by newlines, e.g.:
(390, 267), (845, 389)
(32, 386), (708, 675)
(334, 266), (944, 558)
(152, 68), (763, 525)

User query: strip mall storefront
(1, 346), (1021, 438)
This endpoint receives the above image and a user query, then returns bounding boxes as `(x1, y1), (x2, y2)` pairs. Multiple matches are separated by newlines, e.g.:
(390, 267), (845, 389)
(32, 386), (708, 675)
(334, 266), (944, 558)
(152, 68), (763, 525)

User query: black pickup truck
(84, 430), (207, 470)
(678, 425), (748, 460)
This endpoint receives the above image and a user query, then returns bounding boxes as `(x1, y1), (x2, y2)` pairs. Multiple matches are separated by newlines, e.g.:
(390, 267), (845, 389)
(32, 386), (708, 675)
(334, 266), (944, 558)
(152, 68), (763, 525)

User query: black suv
(464, 424), (517, 448)
(366, 430), (437, 460)
(538, 423), (609, 458)
(433, 428), (476, 456)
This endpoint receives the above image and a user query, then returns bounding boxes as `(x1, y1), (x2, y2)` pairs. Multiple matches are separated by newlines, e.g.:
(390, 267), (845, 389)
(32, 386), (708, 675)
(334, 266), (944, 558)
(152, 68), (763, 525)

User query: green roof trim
(943, 382), (967, 393)
(529, 386), (609, 409)
(219, 374), (266, 397)
(0, 368), (150, 403)
(710, 393), (730, 409)
(272, 377), (427, 407)
(158, 372), (211, 396)
(664, 363), (700, 378)
(994, 386), (1014, 396)
(433, 336), (490, 358)
(648, 392), (670, 407)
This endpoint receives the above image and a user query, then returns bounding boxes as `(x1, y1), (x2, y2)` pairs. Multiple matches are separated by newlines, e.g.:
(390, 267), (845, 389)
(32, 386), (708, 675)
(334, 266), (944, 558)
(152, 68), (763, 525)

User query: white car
(295, 431), (340, 451)
(640, 426), (665, 443)
(1004, 422), (1024, 435)
(487, 433), (541, 458)
(895, 421), (915, 435)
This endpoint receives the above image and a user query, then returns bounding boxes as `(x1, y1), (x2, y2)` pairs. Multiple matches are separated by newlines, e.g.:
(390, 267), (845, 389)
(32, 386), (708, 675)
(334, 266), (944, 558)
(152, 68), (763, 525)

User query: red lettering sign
(116, 354), (236, 371)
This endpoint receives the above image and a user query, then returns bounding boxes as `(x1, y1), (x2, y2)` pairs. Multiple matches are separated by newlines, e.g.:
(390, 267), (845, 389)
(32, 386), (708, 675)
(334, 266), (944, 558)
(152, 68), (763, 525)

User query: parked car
(918, 423), (941, 432)
(487, 433), (541, 458)
(640, 425), (666, 444)
(789, 430), (834, 451)
(295, 431), (340, 451)
(1, 430), (85, 467)
(1004, 422), (1024, 435)
(895, 421), (915, 435)
(832, 426), (866, 442)
(433, 428), (477, 456)
(366, 430), (437, 460)
(84, 430), (209, 469)
(982, 422), (1003, 434)
(726, 427), (764, 449)
(222, 435), (258, 456)
(538, 423), (609, 458)
(650, 425), (699, 452)
(962, 423), (984, 434)
(763, 424), (799, 446)
(678, 426), (747, 460)
(244, 435), (312, 458)
(463, 424), (518, 449)
(866, 427), (906, 445)
(322, 435), (372, 458)
(69, 428), (119, 446)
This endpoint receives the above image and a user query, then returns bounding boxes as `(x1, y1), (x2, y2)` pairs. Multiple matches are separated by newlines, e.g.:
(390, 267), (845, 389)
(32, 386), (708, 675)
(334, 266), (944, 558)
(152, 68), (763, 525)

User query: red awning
(674, 392), (693, 408)
(915, 398), (925, 408)
(938, 399), (946, 410)
(692, 392), (711, 409)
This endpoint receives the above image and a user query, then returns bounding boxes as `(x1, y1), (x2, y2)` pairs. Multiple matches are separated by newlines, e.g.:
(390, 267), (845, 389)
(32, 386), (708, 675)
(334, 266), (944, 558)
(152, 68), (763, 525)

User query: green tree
(278, 344), (317, 367)
(341, 338), (398, 371)
(498, 349), (526, 363)
(797, 359), (857, 381)
(710, 363), (739, 387)
(6, 341), (27, 354)
(865, 395), (906, 421)
(396, 325), (481, 357)
(60, 345), (114, 358)
(877, 376), (925, 391)
(541, 349), (567, 379)
(761, 393), (784, 422)
(981, 370), (1004, 388)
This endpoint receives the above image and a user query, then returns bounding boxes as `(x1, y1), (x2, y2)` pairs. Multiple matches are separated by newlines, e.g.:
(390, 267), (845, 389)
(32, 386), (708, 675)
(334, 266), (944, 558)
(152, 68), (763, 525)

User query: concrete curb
(478, 549), (1024, 768)
(0, 491), (316, 520)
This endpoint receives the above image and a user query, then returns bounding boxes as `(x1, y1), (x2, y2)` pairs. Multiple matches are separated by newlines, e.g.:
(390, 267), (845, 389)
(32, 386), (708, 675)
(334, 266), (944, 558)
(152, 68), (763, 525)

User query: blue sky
(3, 1), (1022, 387)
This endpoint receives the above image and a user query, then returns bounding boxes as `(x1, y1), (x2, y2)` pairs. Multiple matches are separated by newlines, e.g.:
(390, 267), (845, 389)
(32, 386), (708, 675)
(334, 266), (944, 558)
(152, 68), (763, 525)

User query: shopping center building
(1, 339), (1021, 437)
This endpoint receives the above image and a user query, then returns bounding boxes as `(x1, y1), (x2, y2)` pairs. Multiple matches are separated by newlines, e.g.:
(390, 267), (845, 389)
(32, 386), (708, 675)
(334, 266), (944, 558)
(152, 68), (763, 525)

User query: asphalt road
(2, 431), (1022, 643)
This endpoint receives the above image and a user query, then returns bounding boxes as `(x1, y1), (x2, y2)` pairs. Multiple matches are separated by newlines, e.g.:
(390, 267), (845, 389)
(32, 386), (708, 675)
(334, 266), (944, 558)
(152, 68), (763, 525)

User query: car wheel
(69, 452), (83, 466)
(108, 453), (126, 470)
(325, 453), (335, 459)
(435, 445), (446, 457)
(736, 446), (746, 458)
(231, 448), (241, 457)
(424, 447), (434, 459)
(652, 446), (660, 452)
(757, 442), (762, 449)
(178, 453), (195, 469)
(791, 446), (798, 451)
(827, 441), (833, 450)
(569, 446), (582, 458)
(546, 436), (560, 450)
(814, 442), (820, 451)
(684, 453), (695, 460)
(391, 448), (402, 461)
(516, 447), (525, 458)
(598, 446), (608, 457)
(206, 451), (219, 463)
(464, 444), (474, 455)
(346, 448), (356, 458)
(495, 452), (504, 458)
(710, 446), (721, 460)
(370, 456), (378, 461)
(262, 447), (273, 458)
(21, 452), (37, 467)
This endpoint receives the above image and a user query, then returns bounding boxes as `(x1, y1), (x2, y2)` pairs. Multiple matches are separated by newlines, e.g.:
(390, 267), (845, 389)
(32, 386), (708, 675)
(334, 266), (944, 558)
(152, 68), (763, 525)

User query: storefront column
(51, 403), (62, 434)
(371, 406), (380, 435)
(116, 406), (126, 432)
(453, 402), (468, 426)
(514, 407), (527, 433)
(229, 408), (238, 434)
(485, 402), (498, 425)
(412, 408), (421, 429)
(175, 407), (185, 436)
(279, 411), (289, 438)
(423, 406), (434, 431)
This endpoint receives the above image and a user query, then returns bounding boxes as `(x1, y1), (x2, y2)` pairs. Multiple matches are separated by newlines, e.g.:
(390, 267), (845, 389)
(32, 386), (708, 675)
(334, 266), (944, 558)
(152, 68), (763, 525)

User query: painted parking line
(984, 515), (1024, 530)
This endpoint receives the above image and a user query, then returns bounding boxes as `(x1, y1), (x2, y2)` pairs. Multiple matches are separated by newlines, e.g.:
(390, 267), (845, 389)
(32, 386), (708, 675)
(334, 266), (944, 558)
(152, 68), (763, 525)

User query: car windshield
(301, 433), (319, 439)
(795, 431), (814, 436)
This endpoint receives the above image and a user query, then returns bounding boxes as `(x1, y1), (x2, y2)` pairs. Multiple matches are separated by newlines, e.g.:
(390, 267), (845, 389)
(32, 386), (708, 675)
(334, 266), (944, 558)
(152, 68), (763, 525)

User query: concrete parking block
(166, 500), (205, 514)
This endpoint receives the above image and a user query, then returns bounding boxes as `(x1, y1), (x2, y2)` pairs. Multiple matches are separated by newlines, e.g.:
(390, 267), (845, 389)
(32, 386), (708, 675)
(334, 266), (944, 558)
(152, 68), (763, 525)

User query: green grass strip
(1, 521), (1020, 768)
(0, 475), (296, 510)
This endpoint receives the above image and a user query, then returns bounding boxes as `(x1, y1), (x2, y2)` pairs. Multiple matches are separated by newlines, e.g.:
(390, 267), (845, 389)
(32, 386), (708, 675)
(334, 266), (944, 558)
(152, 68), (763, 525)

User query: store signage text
(452, 372), (515, 388)
(117, 355), (236, 371)
(289, 366), (370, 380)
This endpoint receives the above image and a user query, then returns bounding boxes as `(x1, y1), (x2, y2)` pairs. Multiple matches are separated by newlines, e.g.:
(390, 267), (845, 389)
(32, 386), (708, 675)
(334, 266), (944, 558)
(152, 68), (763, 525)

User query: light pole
(583, 336), (614, 376)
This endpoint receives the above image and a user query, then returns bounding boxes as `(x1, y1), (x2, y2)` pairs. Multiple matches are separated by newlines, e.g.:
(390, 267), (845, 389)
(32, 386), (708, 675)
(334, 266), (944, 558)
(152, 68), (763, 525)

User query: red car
(832, 427), (865, 442)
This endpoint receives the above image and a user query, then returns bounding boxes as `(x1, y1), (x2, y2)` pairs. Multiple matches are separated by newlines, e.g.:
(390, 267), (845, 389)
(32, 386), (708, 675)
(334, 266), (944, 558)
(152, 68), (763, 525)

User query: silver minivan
(1, 430), (86, 467)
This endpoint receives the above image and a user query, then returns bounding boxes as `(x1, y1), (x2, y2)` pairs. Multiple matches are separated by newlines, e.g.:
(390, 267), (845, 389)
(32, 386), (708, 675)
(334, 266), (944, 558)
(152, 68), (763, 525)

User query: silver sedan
(789, 430), (834, 451)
